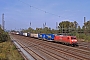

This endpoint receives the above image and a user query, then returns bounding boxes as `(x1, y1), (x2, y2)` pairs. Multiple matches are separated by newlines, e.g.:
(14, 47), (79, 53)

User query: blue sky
(0, 0), (90, 30)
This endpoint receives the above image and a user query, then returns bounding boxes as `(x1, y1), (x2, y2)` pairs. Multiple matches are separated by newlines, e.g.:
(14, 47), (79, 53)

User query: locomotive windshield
(71, 37), (76, 39)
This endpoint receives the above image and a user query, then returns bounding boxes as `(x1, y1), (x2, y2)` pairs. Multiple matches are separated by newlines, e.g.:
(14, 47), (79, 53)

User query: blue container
(41, 34), (46, 39)
(46, 34), (55, 40)
(38, 34), (46, 39)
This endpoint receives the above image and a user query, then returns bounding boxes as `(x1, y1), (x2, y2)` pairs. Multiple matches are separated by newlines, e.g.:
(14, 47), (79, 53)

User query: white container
(23, 33), (25, 36)
(30, 33), (38, 38)
(33, 34), (38, 38)
(30, 33), (34, 37)
(16, 32), (19, 35)
(24, 33), (28, 36)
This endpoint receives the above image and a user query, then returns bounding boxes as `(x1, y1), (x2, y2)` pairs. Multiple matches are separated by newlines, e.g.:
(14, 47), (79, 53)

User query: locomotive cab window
(67, 37), (69, 39)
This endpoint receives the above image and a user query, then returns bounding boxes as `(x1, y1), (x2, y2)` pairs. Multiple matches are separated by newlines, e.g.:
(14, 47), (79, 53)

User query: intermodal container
(46, 34), (55, 41)
(40, 34), (46, 40)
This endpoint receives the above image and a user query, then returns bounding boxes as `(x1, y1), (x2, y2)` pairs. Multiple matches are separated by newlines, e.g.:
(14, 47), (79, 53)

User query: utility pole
(0, 24), (1, 28)
(45, 22), (46, 27)
(43, 22), (46, 28)
(84, 17), (86, 35)
(56, 22), (58, 34)
(62, 24), (63, 33)
(56, 22), (58, 30)
(43, 23), (44, 28)
(2, 13), (5, 30)
(30, 22), (31, 33)
(30, 22), (31, 28)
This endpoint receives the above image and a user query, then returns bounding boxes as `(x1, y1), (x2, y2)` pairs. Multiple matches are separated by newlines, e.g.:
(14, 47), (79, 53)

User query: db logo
(59, 38), (62, 40)
(48, 36), (51, 38)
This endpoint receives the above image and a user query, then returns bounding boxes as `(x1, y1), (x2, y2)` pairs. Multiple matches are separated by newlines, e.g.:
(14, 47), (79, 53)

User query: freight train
(11, 32), (78, 46)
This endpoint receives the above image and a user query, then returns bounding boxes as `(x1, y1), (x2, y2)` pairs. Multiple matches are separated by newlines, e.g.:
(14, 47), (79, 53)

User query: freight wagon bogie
(70, 43), (78, 47)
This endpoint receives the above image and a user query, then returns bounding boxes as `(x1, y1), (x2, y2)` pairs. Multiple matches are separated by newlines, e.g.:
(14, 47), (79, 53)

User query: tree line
(21, 20), (90, 34)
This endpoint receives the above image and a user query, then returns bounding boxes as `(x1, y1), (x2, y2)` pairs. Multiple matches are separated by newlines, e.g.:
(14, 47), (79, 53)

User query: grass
(0, 41), (24, 60)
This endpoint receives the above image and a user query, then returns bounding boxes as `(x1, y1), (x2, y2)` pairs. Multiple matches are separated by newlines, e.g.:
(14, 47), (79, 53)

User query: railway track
(11, 35), (90, 60)
(16, 40), (45, 60)
(11, 36), (66, 60)
(24, 37), (90, 60)
(77, 41), (90, 50)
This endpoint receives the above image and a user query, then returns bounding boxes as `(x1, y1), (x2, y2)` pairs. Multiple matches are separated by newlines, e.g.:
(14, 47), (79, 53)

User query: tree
(58, 21), (73, 33)
(83, 20), (90, 33)
(73, 21), (78, 29)
(58, 21), (80, 34)
(0, 27), (9, 42)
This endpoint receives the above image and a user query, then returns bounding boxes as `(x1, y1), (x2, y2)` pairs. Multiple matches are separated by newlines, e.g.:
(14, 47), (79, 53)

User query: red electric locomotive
(54, 35), (78, 46)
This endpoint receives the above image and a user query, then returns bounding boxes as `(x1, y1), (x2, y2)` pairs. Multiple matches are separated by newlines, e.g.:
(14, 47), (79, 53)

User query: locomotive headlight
(72, 40), (77, 42)
(72, 40), (74, 41)
(74, 40), (77, 41)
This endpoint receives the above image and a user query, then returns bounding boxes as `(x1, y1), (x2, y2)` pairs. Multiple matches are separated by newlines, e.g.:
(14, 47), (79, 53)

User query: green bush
(0, 27), (9, 43)
(75, 33), (90, 42)
(79, 34), (86, 39)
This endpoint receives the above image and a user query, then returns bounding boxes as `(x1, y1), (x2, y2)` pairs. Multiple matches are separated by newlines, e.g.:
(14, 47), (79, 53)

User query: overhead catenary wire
(18, 0), (60, 18)
(17, 0), (75, 21)
(18, 0), (76, 22)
